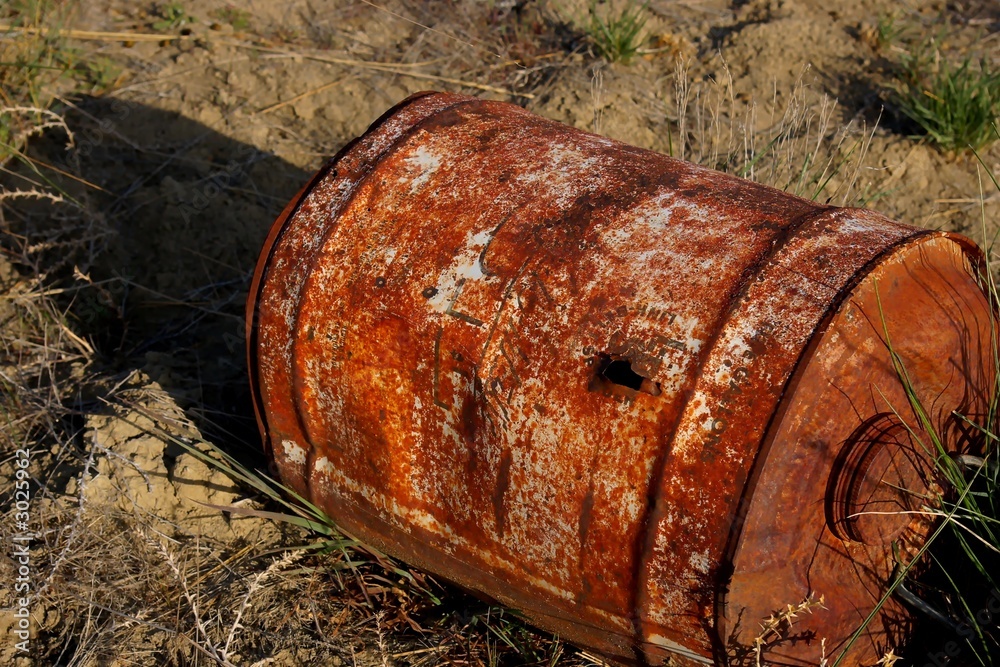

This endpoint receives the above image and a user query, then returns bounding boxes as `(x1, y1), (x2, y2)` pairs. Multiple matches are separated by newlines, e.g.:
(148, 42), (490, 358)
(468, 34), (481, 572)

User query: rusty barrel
(246, 92), (995, 666)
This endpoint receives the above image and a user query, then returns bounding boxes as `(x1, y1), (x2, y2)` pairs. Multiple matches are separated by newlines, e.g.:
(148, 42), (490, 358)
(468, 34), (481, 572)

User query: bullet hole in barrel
(595, 354), (661, 396)
(602, 359), (643, 390)
(422, 287), (438, 298)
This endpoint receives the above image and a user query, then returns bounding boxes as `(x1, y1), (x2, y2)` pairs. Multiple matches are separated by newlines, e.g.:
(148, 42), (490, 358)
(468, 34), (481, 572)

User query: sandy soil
(1, 0), (998, 664)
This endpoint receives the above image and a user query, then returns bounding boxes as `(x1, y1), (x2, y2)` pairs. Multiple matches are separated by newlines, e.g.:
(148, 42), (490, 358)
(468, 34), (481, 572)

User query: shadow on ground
(6, 96), (314, 460)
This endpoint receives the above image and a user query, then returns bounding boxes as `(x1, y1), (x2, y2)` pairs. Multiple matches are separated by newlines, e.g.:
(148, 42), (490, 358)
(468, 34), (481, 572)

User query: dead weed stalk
(671, 63), (887, 207)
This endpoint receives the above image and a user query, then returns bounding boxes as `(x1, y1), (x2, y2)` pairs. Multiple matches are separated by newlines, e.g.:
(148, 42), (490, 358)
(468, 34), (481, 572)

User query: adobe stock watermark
(51, 97), (265, 227)
(50, 97), (134, 177)
(9, 447), (33, 655)
(920, 588), (1000, 667)
(177, 143), (265, 224)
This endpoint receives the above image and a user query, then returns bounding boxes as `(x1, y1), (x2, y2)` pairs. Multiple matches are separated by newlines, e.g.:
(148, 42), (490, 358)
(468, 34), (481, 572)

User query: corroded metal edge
(716, 231), (991, 666)
(246, 91), (469, 469)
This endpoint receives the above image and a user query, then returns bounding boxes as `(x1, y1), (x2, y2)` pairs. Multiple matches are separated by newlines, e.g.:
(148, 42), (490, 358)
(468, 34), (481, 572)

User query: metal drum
(246, 92), (995, 666)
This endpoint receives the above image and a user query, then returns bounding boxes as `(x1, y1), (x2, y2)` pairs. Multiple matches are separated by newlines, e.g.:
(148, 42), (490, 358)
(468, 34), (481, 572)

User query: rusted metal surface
(247, 92), (995, 666)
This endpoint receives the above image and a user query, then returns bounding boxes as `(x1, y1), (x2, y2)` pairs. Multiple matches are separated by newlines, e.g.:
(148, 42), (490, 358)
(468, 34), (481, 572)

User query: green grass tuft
(152, 1), (196, 31)
(891, 43), (1000, 153)
(586, 0), (648, 65)
(211, 5), (251, 31)
(875, 12), (902, 50)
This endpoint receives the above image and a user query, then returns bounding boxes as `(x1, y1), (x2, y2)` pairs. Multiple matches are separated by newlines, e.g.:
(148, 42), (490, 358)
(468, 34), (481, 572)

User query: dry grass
(0, 0), (85, 161)
(669, 61), (885, 207)
(735, 595), (827, 667)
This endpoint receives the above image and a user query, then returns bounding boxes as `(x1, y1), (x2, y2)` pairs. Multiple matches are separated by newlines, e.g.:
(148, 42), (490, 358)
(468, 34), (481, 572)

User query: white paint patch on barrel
(403, 145), (442, 193)
(281, 439), (308, 465)
(688, 550), (710, 574)
(427, 226), (497, 313)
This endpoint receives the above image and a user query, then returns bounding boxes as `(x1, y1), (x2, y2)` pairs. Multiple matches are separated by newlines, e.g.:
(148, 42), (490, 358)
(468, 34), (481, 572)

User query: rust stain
(248, 92), (996, 666)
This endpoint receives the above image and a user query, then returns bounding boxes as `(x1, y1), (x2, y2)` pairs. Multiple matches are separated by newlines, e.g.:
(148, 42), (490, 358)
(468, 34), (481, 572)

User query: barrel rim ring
(714, 226), (987, 659)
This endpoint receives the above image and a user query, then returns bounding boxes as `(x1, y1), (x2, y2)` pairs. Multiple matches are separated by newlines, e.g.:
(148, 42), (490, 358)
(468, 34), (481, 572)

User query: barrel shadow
(6, 96), (311, 461)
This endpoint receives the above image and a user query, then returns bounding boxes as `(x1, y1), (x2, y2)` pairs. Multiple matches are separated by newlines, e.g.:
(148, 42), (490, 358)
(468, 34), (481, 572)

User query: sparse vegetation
(152, 1), (195, 31)
(211, 4), (251, 32)
(0, 1), (123, 162)
(907, 145), (1000, 663)
(877, 21), (1000, 153)
(586, 0), (648, 65)
(79, 54), (121, 91)
(897, 54), (1000, 153)
(669, 66), (885, 207)
(1, 0), (69, 160)
(875, 12), (898, 50)
(873, 11), (907, 52)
